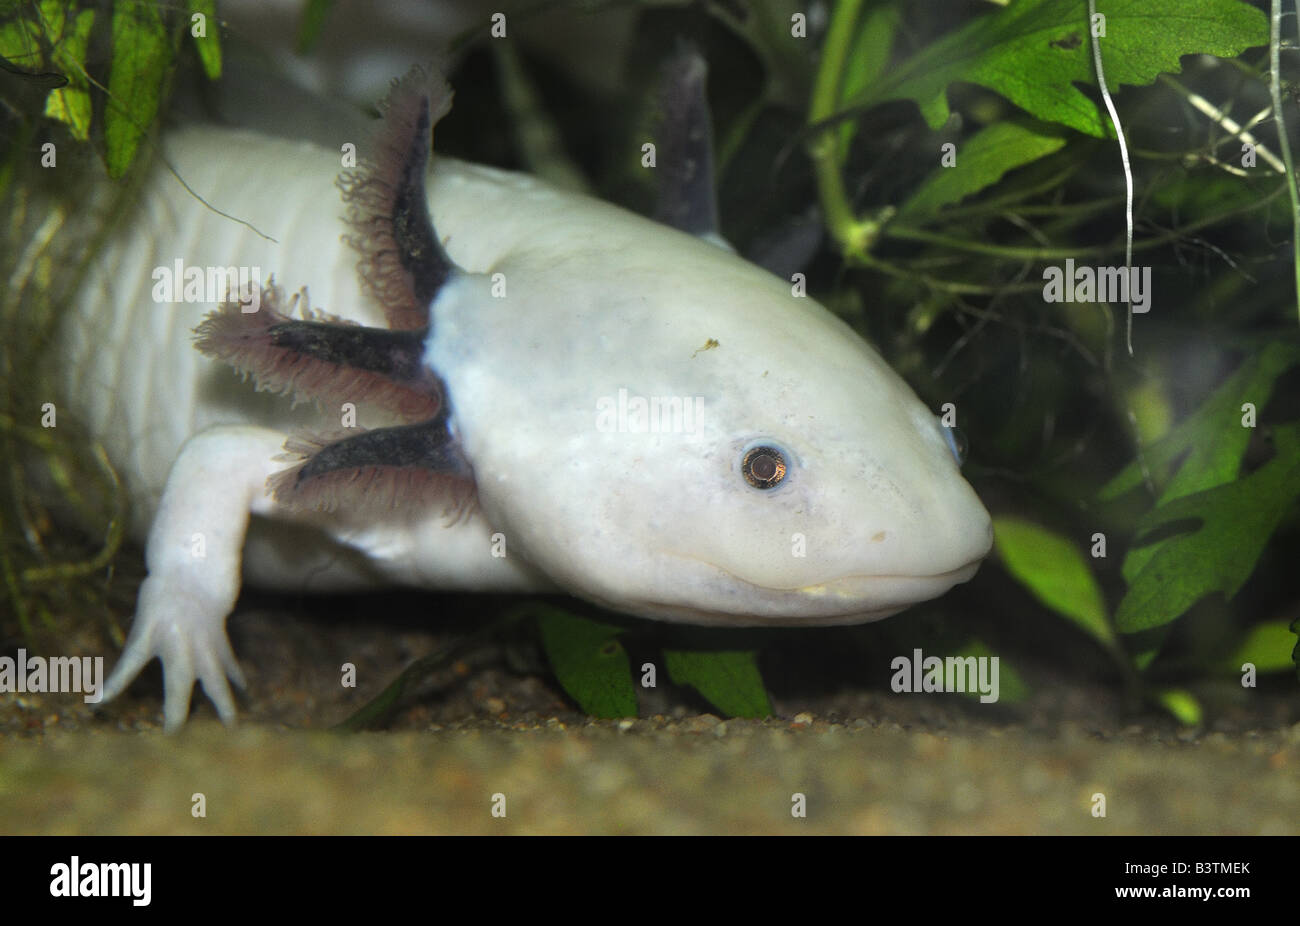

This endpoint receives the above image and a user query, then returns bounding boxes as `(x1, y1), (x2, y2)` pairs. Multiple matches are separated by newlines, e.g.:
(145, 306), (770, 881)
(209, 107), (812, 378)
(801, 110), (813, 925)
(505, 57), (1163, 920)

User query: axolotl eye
(741, 444), (789, 490)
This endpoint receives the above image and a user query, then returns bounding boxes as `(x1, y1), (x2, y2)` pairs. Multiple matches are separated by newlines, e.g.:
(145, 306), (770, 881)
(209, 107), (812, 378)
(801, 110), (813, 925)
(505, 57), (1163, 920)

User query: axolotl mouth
(594, 550), (989, 627)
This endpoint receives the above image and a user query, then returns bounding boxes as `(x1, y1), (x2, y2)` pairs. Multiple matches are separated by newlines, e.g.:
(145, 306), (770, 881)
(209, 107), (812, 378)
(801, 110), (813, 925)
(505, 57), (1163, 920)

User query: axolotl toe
(66, 69), (993, 730)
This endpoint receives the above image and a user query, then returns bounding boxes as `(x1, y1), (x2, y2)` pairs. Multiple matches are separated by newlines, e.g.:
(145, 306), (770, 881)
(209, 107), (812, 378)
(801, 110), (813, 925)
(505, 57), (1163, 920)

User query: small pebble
(682, 714), (721, 734)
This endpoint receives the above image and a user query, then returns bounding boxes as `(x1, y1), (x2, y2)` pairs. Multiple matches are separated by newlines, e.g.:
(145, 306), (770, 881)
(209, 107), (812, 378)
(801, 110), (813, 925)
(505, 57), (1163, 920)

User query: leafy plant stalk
(808, 0), (871, 257)
(1158, 74), (1284, 173)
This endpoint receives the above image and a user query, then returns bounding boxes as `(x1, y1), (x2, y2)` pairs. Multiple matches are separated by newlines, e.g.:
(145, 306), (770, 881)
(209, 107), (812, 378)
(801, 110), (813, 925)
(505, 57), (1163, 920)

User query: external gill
(338, 65), (455, 331)
(194, 284), (440, 420)
(194, 66), (474, 517)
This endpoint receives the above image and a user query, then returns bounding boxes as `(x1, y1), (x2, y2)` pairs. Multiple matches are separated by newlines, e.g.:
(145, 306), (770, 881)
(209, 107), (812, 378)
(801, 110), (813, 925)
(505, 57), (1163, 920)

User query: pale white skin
(67, 126), (992, 729)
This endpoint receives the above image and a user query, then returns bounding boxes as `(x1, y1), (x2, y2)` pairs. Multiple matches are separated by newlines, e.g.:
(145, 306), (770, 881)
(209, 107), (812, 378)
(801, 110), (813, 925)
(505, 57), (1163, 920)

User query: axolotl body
(65, 69), (993, 729)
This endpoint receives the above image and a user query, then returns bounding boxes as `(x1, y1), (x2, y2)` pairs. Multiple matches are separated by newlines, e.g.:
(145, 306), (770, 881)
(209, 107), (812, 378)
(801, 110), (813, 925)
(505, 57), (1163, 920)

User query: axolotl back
(65, 69), (992, 729)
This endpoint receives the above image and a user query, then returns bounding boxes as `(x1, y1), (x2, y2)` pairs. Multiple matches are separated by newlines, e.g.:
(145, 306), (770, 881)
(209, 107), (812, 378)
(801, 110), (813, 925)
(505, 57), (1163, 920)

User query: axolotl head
(428, 219), (995, 627)
(213, 69), (993, 629)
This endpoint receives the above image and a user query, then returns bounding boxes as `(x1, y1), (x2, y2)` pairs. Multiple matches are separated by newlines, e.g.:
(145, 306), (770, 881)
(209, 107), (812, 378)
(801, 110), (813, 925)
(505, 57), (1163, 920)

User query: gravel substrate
(2, 713), (1297, 835)
(2, 601), (1296, 835)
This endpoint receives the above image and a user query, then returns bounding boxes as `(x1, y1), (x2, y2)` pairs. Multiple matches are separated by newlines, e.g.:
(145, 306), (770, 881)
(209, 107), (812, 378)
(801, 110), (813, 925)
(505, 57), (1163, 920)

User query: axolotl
(64, 68), (993, 730)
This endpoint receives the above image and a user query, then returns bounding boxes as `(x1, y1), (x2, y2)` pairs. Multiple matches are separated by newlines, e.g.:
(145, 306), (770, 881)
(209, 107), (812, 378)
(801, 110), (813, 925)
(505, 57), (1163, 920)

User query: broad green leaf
(848, 0), (1267, 138)
(663, 649), (772, 718)
(187, 0), (221, 80)
(535, 609), (637, 718)
(994, 516), (1114, 647)
(38, 1), (94, 141)
(1219, 619), (1299, 675)
(836, 1), (899, 159)
(840, 1), (897, 104)
(105, 1), (169, 178)
(1155, 687), (1202, 727)
(899, 117), (1067, 218)
(1101, 341), (1300, 583)
(1101, 342), (1300, 503)
(1115, 423), (1300, 632)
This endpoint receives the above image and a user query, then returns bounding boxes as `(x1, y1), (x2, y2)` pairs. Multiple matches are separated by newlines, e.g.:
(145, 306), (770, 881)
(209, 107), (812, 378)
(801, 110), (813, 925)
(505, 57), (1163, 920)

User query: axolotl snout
(68, 69), (992, 729)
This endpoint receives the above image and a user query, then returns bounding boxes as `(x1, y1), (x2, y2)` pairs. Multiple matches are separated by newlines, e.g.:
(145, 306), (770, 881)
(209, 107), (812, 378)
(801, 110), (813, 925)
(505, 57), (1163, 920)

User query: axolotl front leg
(101, 70), (486, 730)
(101, 426), (285, 728)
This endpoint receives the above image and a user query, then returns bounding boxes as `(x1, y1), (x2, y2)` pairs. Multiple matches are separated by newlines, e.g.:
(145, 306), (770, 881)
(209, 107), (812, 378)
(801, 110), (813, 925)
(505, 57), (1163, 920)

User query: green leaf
(1124, 376), (1176, 451)
(663, 649), (772, 718)
(993, 516), (1115, 648)
(39, 1), (94, 141)
(1114, 423), (1300, 632)
(955, 638), (1030, 704)
(1102, 342), (1300, 584)
(334, 609), (530, 731)
(848, 0), (1267, 138)
(187, 0), (221, 80)
(1219, 619), (1299, 675)
(0, 0), (47, 70)
(840, 1), (897, 105)
(1101, 342), (1300, 504)
(1149, 173), (1268, 225)
(0, 24), (37, 71)
(535, 608), (637, 718)
(296, 0), (334, 54)
(0, 0), (94, 139)
(898, 117), (1067, 218)
(1155, 687), (1202, 727)
(105, 1), (170, 179)
(836, 1), (899, 159)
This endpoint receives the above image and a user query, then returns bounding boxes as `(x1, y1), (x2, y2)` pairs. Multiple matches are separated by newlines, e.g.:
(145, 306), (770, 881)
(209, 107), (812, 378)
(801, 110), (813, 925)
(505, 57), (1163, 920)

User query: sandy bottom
(2, 598), (1297, 835)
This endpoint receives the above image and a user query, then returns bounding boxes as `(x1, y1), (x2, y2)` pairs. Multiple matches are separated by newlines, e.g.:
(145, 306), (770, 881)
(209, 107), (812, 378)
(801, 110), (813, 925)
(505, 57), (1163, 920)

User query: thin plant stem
(1159, 74), (1286, 173)
(1272, 0), (1300, 324)
(1088, 0), (1135, 355)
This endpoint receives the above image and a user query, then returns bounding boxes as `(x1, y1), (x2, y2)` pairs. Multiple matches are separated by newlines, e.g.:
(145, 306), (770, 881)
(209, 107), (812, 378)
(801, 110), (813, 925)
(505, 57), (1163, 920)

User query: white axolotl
(64, 67), (992, 730)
